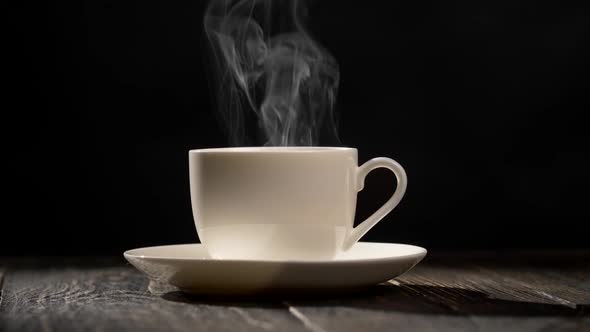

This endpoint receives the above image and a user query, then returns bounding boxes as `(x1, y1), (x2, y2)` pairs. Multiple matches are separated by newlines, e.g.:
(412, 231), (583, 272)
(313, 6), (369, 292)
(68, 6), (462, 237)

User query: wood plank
(398, 252), (590, 308)
(283, 253), (589, 332)
(0, 265), (308, 332)
(1, 253), (589, 332)
(284, 283), (478, 332)
(0, 266), (477, 332)
(285, 280), (588, 332)
(0, 267), (5, 310)
(474, 266), (590, 308)
(397, 264), (573, 307)
(394, 257), (589, 332)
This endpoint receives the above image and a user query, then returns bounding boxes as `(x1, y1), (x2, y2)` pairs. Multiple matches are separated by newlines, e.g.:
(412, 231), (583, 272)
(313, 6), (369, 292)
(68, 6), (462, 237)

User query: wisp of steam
(204, 0), (339, 146)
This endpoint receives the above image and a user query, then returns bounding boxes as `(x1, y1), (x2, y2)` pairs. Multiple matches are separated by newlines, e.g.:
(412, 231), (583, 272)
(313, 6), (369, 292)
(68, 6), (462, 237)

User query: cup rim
(189, 147), (356, 153)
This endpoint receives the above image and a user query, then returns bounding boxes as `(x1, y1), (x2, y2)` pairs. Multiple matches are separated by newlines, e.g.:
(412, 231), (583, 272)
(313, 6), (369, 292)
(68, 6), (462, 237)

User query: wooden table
(1, 250), (588, 331)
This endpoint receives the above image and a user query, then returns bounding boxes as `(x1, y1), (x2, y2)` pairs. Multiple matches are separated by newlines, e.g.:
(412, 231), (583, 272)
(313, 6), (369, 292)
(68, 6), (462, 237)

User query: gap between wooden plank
(283, 301), (328, 332)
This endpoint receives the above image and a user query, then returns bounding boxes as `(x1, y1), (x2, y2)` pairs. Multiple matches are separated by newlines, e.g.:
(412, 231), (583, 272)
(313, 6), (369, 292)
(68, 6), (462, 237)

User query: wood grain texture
(0, 266), (306, 332)
(0, 252), (588, 332)
(0, 267), (5, 310)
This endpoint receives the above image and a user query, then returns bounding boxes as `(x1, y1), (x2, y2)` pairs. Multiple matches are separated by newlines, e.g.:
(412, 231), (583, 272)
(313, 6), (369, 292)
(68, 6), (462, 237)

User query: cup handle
(344, 157), (408, 250)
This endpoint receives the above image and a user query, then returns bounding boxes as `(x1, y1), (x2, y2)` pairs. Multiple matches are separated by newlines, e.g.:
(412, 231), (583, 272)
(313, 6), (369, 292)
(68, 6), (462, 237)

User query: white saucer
(124, 242), (427, 294)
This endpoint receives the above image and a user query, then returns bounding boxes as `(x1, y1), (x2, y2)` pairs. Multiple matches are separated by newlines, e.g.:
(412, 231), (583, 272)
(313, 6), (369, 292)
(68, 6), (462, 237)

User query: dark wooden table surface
(1, 250), (588, 332)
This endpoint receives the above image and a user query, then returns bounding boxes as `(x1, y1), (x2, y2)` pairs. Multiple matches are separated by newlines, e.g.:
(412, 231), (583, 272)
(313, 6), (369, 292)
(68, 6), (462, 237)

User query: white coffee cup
(189, 147), (407, 260)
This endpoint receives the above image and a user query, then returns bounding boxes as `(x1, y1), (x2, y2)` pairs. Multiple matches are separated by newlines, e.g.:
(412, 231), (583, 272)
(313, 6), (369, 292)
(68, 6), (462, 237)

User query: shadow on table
(161, 284), (588, 317)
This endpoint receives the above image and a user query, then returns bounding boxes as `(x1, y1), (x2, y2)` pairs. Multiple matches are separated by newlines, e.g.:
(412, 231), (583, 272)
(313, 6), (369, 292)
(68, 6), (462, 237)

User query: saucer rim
(123, 242), (427, 265)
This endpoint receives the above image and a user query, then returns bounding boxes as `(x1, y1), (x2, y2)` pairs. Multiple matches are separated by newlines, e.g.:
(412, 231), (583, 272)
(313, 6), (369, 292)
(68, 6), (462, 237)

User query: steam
(204, 0), (339, 146)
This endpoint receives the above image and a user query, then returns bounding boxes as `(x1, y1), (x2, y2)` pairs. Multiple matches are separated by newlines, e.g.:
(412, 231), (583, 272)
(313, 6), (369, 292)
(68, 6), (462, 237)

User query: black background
(5, 1), (589, 255)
